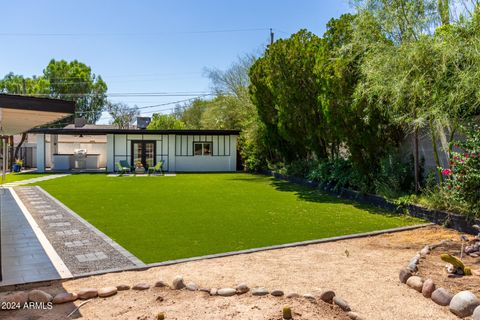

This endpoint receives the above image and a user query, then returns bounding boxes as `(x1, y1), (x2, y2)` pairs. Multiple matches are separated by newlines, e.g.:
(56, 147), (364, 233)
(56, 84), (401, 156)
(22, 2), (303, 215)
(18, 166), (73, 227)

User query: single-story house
(28, 124), (240, 173)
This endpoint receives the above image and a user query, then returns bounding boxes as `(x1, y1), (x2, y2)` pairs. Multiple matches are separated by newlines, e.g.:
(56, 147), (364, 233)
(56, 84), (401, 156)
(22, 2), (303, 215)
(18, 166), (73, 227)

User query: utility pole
(270, 28), (274, 46)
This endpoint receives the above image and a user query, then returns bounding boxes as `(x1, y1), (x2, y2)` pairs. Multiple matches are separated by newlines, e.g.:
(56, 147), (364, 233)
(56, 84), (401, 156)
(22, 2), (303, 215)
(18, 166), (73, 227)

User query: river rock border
(399, 241), (480, 319)
(0, 276), (363, 319)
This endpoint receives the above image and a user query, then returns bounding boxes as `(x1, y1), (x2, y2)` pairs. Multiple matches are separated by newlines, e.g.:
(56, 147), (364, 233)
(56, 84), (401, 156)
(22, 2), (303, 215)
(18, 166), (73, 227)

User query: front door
(131, 141), (155, 169)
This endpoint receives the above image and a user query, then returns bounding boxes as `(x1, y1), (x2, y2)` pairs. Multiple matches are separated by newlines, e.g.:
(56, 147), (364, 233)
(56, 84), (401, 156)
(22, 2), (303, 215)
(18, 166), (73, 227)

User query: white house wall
(106, 133), (237, 172)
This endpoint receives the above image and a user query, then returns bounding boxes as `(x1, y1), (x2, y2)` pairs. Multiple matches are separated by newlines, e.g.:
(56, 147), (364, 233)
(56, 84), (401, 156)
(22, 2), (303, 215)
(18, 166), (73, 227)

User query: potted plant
(12, 159), (23, 172)
(134, 160), (144, 174)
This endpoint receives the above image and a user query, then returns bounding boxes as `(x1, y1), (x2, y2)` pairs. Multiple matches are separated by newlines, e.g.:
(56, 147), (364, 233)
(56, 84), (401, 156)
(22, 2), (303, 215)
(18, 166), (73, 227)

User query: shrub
(308, 158), (354, 191)
(374, 153), (415, 199)
(441, 124), (480, 217)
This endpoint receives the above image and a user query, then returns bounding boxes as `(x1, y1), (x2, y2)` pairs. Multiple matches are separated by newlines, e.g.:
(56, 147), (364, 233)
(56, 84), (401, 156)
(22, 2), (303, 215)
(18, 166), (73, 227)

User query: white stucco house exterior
(29, 126), (240, 173)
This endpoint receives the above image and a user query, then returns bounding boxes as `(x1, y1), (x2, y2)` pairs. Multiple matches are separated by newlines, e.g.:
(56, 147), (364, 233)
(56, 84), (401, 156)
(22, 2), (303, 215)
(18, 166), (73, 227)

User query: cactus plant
(440, 253), (472, 276)
(283, 306), (293, 319)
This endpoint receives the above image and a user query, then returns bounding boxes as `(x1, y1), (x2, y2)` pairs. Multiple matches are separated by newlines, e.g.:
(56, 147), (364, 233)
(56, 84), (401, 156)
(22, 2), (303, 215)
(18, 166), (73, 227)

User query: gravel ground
(0, 225), (464, 319)
(14, 186), (141, 276)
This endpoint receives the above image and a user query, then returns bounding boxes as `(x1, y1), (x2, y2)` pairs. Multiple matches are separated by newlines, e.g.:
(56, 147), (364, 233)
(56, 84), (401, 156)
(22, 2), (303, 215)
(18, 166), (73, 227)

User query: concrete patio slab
(0, 188), (63, 286)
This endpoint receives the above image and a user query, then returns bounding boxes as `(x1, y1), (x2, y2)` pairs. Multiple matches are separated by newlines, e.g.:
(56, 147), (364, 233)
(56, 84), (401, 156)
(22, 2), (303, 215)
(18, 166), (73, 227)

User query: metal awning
(0, 94), (75, 282)
(0, 94), (75, 135)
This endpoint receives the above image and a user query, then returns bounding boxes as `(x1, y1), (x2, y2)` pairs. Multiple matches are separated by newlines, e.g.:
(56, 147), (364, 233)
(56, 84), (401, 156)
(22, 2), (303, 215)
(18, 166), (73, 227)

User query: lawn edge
(145, 223), (433, 267)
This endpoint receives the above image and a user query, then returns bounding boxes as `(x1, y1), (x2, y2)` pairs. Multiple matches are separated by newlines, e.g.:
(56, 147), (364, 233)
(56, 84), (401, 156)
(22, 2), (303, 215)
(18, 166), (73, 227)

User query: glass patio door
(131, 141), (155, 169)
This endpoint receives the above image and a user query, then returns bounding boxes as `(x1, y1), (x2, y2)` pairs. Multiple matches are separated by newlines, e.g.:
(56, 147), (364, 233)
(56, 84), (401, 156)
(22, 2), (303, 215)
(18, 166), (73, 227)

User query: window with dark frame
(194, 142), (212, 156)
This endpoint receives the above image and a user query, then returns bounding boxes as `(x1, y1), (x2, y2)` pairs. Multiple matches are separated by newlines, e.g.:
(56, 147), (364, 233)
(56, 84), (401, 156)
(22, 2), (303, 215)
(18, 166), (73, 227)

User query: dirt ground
(417, 240), (480, 296)
(1, 225), (474, 320)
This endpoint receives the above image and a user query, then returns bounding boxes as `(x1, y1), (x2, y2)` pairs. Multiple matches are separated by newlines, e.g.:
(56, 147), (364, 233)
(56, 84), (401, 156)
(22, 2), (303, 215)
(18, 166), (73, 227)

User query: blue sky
(0, 0), (350, 123)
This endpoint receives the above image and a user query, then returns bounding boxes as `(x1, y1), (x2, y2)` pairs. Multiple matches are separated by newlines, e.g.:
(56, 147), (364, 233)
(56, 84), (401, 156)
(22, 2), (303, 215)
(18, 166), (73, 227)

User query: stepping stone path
(13, 186), (144, 277)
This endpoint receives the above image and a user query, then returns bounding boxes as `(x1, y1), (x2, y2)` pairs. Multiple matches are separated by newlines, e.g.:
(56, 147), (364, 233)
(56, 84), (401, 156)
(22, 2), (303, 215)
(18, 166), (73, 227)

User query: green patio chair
(148, 161), (164, 175)
(119, 160), (135, 172)
(115, 162), (131, 175)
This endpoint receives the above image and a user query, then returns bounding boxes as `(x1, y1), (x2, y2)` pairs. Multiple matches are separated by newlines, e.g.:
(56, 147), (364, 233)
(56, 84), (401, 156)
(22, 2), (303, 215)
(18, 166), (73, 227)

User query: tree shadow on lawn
(228, 174), (410, 220)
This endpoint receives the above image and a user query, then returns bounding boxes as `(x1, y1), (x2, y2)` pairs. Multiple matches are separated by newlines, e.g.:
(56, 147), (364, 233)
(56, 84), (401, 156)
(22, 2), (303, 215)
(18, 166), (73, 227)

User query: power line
(13, 92), (212, 97)
(0, 28), (270, 37)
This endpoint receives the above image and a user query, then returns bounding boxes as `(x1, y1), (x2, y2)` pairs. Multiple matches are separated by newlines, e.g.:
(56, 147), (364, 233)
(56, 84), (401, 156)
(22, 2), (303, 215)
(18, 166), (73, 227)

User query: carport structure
(0, 94), (75, 282)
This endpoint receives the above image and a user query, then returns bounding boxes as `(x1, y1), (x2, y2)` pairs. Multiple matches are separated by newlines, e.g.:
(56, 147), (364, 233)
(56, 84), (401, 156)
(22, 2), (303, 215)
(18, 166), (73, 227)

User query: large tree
(107, 102), (139, 129)
(43, 59), (108, 123)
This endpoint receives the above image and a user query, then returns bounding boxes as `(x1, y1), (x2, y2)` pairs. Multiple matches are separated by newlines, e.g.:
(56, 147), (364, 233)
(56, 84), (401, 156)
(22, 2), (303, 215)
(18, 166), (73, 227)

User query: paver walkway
(14, 186), (144, 276)
(0, 188), (61, 286)
(2, 174), (70, 187)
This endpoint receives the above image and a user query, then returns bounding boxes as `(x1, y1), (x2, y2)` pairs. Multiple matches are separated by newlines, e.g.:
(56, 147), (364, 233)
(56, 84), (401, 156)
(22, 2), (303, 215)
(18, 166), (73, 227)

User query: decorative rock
(347, 311), (363, 320)
(333, 296), (351, 312)
(271, 290), (284, 297)
(199, 288), (211, 293)
(303, 294), (316, 302)
(406, 276), (423, 292)
(319, 290), (335, 303)
(431, 288), (454, 306)
(52, 292), (77, 304)
(132, 283), (150, 290)
(172, 276), (185, 290)
(77, 288), (98, 300)
(186, 283), (198, 291)
(419, 245), (430, 257)
(2, 291), (29, 306)
(286, 293), (300, 298)
(449, 290), (480, 318)
(399, 268), (412, 284)
(235, 284), (250, 294)
(252, 287), (269, 296)
(217, 288), (236, 297)
(116, 285), (130, 291)
(154, 280), (168, 288)
(28, 290), (52, 303)
(421, 279), (436, 298)
(210, 288), (218, 296)
(98, 287), (117, 298)
(473, 305), (480, 320)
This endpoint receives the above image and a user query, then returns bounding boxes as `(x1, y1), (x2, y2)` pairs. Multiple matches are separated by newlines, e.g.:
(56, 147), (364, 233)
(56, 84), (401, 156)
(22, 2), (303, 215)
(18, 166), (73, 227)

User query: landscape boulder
(132, 283), (150, 290)
(235, 284), (249, 294)
(473, 305), (480, 320)
(333, 296), (351, 312)
(406, 276), (423, 292)
(172, 276), (185, 290)
(186, 283), (198, 291)
(116, 285), (130, 291)
(449, 291), (480, 318)
(154, 281), (167, 288)
(431, 288), (454, 306)
(252, 287), (269, 296)
(52, 292), (77, 304)
(319, 290), (335, 303)
(271, 290), (284, 297)
(217, 288), (236, 297)
(77, 288), (98, 300)
(399, 268), (412, 284)
(421, 279), (436, 298)
(98, 287), (117, 298)
(28, 290), (52, 303)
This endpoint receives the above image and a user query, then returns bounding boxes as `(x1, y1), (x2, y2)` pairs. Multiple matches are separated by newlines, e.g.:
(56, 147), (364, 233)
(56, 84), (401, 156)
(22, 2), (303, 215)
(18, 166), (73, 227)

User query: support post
(36, 133), (46, 173)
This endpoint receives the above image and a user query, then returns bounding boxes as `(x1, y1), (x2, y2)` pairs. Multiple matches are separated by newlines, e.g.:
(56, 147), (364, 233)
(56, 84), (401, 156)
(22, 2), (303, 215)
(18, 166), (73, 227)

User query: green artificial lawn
(2, 172), (50, 183)
(33, 173), (424, 263)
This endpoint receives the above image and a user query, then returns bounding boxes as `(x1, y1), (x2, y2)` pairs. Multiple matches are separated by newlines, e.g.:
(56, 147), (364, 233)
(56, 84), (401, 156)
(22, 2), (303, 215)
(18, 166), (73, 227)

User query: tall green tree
(107, 102), (140, 129)
(44, 59), (108, 123)
(147, 114), (186, 130)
